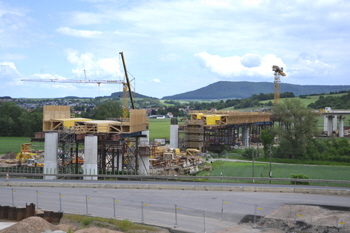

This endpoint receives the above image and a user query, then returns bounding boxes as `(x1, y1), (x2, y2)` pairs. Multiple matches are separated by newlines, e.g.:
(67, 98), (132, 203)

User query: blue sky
(0, 0), (349, 99)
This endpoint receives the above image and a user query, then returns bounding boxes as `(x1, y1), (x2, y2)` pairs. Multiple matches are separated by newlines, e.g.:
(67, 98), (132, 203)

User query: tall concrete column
(170, 118), (179, 148)
(44, 132), (58, 180)
(339, 116), (344, 137)
(333, 115), (338, 131)
(242, 126), (249, 147)
(138, 155), (149, 175)
(84, 135), (98, 180)
(327, 116), (333, 136)
(323, 115), (328, 132)
(140, 130), (149, 146)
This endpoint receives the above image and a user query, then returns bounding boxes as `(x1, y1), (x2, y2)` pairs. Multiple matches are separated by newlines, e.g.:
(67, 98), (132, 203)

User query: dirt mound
(0, 216), (74, 233)
(2, 152), (16, 159)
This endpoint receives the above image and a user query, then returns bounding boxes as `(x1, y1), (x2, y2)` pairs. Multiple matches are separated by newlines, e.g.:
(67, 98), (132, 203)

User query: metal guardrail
(1, 172), (350, 187)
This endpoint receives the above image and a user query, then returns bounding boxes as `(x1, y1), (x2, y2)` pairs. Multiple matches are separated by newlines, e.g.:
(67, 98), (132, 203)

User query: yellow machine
(16, 143), (37, 163)
(16, 143), (44, 167)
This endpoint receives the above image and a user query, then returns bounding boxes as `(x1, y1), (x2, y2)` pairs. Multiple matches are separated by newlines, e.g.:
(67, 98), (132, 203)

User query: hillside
(162, 81), (350, 100)
(109, 91), (153, 99)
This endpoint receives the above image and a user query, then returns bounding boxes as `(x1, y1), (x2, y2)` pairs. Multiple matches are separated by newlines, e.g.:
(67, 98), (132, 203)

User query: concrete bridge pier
(84, 135), (98, 180)
(323, 115), (328, 132)
(327, 116), (334, 136)
(333, 116), (338, 131)
(44, 132), (58, 180)
(339, 116), (345, 137)
(242, 126), (249, 147)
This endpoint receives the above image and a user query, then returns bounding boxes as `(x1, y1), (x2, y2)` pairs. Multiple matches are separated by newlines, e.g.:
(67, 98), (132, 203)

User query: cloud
(288, 52), (334, 79)
(65, 50), (123, 78)
(241, 54), (261, 68)
(152, 79), (160, 83)
(195, 52), (285, 79)
(0, 62), (21, 86)
(56, 27), (103, 38)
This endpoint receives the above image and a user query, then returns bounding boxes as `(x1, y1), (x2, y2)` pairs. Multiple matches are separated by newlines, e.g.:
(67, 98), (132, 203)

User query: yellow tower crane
(272, 65), (286, 105)
(21, 52), (135, 118)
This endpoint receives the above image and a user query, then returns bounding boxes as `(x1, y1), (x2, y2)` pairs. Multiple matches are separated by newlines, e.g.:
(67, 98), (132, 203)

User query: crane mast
(272, 65), (286, 105)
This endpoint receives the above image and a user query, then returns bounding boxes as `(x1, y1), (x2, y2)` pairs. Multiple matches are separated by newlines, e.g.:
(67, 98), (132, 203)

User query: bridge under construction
(177, 110), (275, 152)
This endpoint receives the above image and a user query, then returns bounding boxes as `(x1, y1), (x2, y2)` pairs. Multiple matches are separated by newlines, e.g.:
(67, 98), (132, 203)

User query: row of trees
(308, 92), (350, 109)
(258, 98), (350, 163)
(0, 102), (42, 137)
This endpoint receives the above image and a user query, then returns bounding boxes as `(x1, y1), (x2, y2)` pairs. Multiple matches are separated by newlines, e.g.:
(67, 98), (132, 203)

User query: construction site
(2, 62), (349, 178)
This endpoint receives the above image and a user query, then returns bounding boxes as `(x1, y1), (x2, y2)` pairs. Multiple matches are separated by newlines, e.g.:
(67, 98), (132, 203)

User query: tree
(260, 128), (275, 158)
(272, 99), (318, 159)
(94, 101), (122, 120)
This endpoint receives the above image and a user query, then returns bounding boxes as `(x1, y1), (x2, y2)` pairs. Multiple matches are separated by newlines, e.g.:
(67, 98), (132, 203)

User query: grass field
(0, 137), (32, 154)
(148, 118), (171, 140)
(198, 160), (350, 182)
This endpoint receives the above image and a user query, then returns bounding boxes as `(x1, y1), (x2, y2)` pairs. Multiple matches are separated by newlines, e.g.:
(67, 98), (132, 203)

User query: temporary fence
(0, 187), (348, 233)
(1, 168), (350, 188)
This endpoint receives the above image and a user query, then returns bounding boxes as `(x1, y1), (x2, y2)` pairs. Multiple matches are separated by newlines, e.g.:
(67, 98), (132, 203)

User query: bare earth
(2, 204), (349, 233)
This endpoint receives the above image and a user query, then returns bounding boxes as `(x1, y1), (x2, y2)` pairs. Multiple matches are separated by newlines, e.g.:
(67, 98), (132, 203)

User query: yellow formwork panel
(201, 115), (221, 125)
(54, 118), (91, 128)
(191, 113), (203, 120)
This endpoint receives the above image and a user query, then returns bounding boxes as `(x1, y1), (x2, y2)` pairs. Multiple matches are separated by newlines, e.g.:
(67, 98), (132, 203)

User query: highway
(1, 179), (349, 232)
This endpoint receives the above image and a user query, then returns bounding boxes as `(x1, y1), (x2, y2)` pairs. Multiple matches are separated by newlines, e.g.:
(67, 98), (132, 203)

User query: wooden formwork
(47, 118), (91, 131)
(43, 106), (71, 131)
(129, 109), (148, 132)
(219, 112), (272, 125)
(75, 120), (119, 134)
(43, 105), (148, 134)
(189, 111), (273, 126)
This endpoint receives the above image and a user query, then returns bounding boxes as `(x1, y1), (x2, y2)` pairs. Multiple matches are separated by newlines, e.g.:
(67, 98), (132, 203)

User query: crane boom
(119, 52), (135, 110)
(21, 78), (124, 84)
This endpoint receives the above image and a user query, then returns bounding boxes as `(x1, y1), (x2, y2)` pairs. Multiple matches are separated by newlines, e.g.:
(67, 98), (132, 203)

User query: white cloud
(288, 52), (334, 79)
(195, 52), (285, 79)
(152, 79), (160, 83)
(65, 50), (123, 78)
(56, 27), (103, 38)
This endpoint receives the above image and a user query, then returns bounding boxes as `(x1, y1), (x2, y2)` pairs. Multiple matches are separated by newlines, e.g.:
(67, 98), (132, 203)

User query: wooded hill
(162, 81), (350, 100)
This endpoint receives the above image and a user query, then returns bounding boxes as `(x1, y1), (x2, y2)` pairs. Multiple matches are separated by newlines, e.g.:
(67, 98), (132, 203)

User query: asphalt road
(1, 179), (350, 233)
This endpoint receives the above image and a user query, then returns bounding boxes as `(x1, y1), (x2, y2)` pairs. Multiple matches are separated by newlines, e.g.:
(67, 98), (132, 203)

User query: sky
(0, 0), (349, 99)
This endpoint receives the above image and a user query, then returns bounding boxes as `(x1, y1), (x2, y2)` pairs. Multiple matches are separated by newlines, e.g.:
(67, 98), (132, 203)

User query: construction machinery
(16, 143), (44, 167)
(272, 65), (286, 105)
(16, 143), (38, 163)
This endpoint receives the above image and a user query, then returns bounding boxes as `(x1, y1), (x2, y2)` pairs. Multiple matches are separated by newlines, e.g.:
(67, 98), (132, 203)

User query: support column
(339, 116), (344, 137)
(333, 115), (338, 131)
(327, 116), (334, 136)
(44, 132), (58, 180)
(84, 135), (98, 180)
(323, 115), (328, 132)
(140, 130), (149, 146)
(242, 126), (250, 147)
(170, 118), (179, 149)
(138, 155), (149, 175)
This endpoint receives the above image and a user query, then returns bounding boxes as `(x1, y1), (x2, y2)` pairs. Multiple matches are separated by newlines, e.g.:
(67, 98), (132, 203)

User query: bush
(82, 217), (94, 226)
(290, 173), (310, 185)
(120, 219), (133, 231)
(242, 147), (257, 159)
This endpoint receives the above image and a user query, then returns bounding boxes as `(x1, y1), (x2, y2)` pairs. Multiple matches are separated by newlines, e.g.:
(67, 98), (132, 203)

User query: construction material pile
(149, 145), (205, 175)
